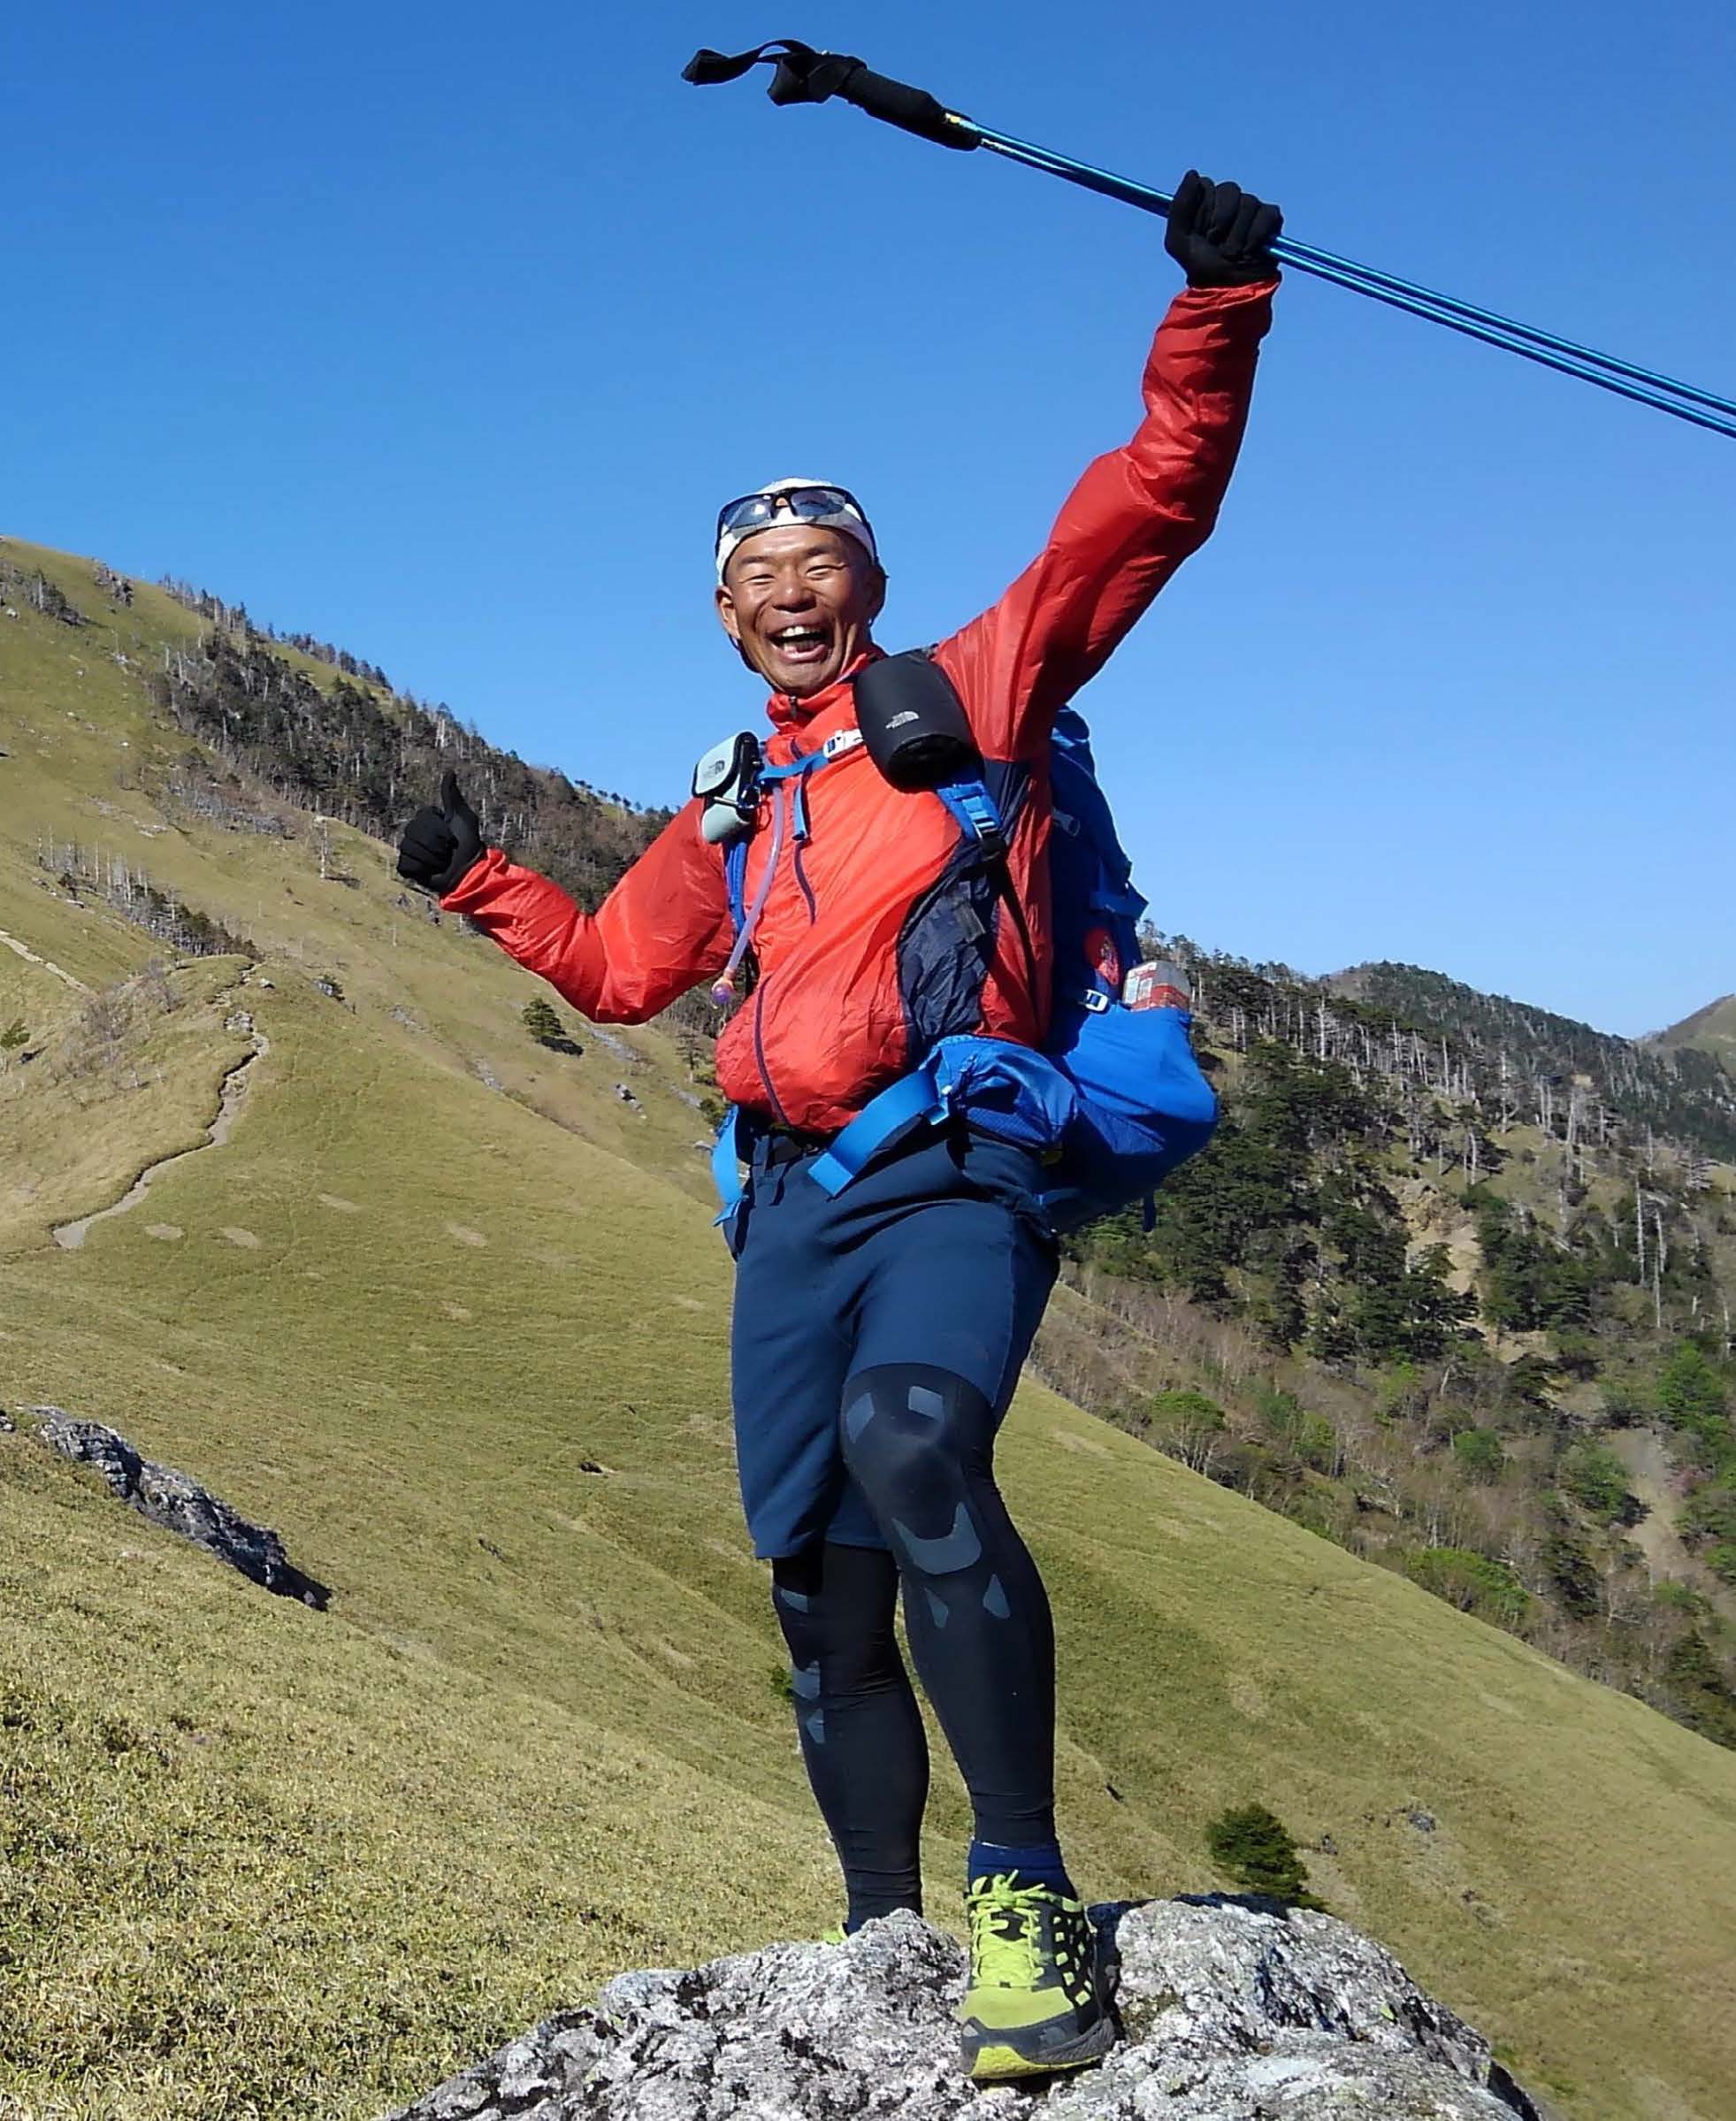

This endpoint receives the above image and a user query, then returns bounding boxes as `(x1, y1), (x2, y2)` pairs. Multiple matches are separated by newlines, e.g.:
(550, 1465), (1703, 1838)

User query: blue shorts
(727, 1125), (1059, 1559)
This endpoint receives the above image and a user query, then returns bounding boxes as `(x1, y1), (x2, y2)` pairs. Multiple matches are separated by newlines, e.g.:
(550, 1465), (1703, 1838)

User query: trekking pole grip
(830, 62), (982, 149)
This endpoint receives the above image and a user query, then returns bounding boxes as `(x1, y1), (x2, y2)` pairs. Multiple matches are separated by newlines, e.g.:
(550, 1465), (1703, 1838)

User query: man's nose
(770, 573), (818, 609)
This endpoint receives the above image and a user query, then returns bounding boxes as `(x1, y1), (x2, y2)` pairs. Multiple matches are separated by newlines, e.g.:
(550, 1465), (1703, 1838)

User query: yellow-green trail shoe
(958, 1872), (1115, 2082)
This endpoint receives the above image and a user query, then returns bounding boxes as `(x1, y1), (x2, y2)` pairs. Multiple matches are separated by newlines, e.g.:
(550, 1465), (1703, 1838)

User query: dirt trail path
(52, 1027), (271, 1251)
(0, 923), (88, 992)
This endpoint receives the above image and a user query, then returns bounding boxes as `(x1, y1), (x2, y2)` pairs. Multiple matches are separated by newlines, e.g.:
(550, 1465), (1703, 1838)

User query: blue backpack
(711, 701), (1218, 1234)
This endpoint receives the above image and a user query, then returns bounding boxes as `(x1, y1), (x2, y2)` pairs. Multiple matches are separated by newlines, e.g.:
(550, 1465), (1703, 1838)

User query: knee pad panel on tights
(840, 1366), (1013, 1629)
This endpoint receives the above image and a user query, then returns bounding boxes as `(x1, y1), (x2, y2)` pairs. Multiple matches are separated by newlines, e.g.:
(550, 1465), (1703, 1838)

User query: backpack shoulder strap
(934, 777), (1007, 856)
(723, 836), (750, 935)
(933, 773), (1039, 997)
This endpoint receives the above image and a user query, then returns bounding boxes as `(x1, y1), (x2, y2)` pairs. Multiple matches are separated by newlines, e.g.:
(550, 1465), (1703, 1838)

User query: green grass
(4, 537), (1736, 2121)
(1658, 990), (1736, 1070)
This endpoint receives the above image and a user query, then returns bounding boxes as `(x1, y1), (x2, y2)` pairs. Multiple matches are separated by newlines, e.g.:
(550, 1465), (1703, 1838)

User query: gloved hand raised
(1165, 170), (1282, 288)
(396, 771), (484, 895)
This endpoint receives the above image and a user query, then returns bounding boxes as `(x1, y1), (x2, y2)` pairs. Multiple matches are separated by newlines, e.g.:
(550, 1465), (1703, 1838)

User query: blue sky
(9, 1), (1732, 1035)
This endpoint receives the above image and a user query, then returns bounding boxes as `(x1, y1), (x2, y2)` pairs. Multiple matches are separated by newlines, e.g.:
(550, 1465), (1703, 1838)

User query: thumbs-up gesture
(396, 771), (484, 895)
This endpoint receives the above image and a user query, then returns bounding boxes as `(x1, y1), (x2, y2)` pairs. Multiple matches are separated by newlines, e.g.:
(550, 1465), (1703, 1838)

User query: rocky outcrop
(385, 1896), (1539, 2120)
(27, 1409), (330, 1608)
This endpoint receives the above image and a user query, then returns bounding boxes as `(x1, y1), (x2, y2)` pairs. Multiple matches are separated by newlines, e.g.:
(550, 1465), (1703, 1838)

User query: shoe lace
(967, 1873), (1047, 1989)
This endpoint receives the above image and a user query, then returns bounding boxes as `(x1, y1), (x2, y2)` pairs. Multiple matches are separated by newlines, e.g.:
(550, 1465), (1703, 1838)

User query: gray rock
(27, 1409), (330, 1609)
(383, 1897), (1537, 2120)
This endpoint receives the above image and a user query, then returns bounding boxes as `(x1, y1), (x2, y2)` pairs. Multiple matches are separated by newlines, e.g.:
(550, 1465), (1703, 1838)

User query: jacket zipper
(792, 843), (817, 922)
(747, 715), (822, 1122)
(751, 978), (792, 1125)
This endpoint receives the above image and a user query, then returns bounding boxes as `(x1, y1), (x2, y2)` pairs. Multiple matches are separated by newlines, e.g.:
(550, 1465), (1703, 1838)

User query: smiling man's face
(715, 525), (885, 700)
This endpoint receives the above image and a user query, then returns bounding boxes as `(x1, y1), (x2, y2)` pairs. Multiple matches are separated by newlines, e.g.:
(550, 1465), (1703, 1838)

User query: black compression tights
(770, 1364), (1059, 1928)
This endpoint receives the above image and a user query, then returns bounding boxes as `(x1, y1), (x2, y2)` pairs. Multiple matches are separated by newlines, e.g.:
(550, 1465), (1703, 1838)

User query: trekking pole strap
(683, 39), (981, 149)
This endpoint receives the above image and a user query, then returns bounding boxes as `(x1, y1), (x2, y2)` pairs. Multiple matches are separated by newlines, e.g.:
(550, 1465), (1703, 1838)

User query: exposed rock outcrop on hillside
(27, 1408), (330, 1607)
(386, 1896), (1539, 2120)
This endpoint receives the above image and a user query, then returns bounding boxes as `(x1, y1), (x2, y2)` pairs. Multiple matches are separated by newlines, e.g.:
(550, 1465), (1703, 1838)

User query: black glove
(396, 771), (484, 895)
(1165, 170), (1282, 287)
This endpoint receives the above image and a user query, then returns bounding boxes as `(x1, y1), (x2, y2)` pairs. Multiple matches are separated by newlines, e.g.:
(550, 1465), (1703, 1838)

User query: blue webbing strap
(935, 778), (1006, 852)
(711, 1106), (748, 1220)
(725, 747), (837, 931)
(723, 840), (749, 932)
(807, 1059), (949, 1198)
(756, 755), (818, 782)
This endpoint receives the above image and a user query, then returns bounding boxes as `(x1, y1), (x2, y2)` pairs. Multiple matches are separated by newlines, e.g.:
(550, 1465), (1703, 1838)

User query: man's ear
(715, 583), (758, 670)
(865, 564), (888, 626)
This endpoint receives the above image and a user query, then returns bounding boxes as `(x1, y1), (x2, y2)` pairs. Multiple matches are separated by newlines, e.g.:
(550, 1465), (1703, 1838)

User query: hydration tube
(711, 784), (786, 1005)
(683, 39), (1736, 442)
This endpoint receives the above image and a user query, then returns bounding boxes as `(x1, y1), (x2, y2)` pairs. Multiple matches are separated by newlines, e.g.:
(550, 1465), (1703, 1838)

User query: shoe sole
(965, 2012), (1116, 2083)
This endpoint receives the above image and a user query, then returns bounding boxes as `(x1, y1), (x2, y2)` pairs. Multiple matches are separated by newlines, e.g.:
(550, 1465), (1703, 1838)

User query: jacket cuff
(438, 845), (507, 913)
(1172, 276), (1280, 315)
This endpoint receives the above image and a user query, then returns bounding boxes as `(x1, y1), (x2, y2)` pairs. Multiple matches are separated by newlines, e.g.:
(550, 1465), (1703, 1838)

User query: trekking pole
(683, 40), (1736, 442)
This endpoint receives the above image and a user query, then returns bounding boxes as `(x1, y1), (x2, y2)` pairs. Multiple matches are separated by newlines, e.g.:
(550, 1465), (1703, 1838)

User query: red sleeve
(935, 279), (1275, 758)
(440, 799), (732, 1024)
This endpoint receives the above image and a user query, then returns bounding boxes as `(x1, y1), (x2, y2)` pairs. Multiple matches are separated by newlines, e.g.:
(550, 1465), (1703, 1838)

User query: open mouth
(767, 624), (832, 668)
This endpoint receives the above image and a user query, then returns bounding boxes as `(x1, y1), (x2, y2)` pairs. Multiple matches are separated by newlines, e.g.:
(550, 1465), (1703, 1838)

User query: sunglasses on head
(715, 484), (871, 545)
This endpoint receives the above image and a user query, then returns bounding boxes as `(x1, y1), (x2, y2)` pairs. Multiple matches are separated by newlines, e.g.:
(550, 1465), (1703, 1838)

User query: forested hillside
(152, 576), (669, 911)
(1055, 941), (1736, 1749)
(1329, 959), (1736, 1160)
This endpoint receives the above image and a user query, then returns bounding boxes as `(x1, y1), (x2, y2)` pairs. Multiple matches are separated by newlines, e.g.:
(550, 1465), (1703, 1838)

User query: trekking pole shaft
(1273, 248), (1736, 438)
(973, 127), (1175, 218)
(971, 126), (1736, 438)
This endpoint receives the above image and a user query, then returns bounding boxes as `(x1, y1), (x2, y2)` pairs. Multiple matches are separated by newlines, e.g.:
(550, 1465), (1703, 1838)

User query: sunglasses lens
(792, 486), (860, 520)
(716, 494), (775, 539)
(717, 486), (865, 540)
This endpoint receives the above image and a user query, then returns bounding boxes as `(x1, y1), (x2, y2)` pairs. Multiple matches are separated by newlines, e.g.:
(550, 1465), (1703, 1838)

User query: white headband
(715, 477), (878, 584)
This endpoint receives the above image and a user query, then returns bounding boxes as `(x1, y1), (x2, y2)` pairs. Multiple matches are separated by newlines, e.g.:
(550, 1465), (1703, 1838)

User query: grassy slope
(1656, 992), (1736, 1070)
(4, 540), (1736, 2121)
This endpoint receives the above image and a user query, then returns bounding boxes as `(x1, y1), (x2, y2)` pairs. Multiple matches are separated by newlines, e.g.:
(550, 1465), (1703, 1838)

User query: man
(397, 171), (1280, 2082)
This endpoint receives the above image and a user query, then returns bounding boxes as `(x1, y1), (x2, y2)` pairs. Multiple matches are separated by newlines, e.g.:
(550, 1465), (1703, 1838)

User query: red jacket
(446, 281), (1273, 1135)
